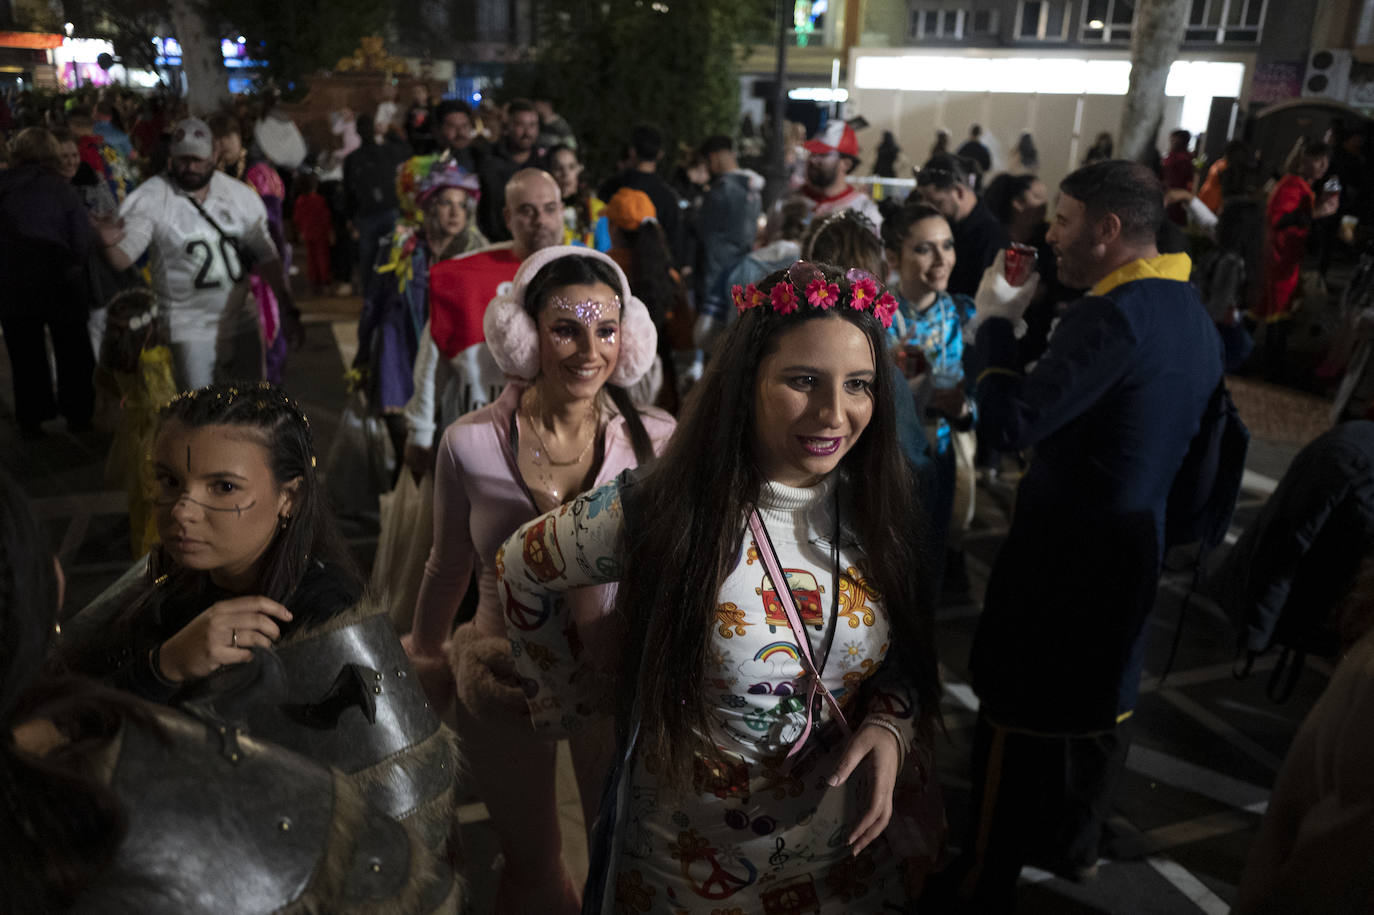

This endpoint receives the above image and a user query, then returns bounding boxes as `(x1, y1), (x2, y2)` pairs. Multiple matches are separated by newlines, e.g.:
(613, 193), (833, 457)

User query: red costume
(292, 191), (334, 287)
(429, 246), (522, 359)
(1256, 174), (1315, 322)
(1161, 150), (1195, 225)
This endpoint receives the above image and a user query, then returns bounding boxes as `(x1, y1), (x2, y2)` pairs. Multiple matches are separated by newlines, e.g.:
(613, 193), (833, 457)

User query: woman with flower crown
(402, 247), (675, 914)
(497, 261), (944, 912)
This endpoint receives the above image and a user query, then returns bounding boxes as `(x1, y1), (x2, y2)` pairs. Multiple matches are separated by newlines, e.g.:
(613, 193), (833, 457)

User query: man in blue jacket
(694, 134), (763, 349)
(945, 160), (1223, 910)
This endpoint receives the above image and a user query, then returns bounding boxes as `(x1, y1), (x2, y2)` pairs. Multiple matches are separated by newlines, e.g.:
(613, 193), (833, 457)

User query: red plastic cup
(898, 344), (929, 379)
(1004, 243), (1038, 287)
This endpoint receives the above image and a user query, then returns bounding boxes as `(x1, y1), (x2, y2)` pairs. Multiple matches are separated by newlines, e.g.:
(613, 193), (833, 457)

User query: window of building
(908, 3), (968, 40)
(1017, 1), (1071, 41)
(1081, 0), (1133, 42)
(1184, 0), (1264, 44)
(970, 8), (998, 35)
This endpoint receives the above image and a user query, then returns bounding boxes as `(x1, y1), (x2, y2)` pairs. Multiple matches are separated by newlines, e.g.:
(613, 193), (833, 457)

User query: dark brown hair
(522, 256), (654, 464)
(147, 383), (362, 611)
(614, 263), (938, 789)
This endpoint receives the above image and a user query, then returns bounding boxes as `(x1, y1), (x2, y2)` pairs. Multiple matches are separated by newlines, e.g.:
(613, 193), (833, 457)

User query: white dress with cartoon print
(499, 473), (942, 914)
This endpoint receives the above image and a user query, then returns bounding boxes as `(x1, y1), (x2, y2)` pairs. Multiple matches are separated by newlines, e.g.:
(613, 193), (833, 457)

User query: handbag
(184, 191), (260, 276)
(323, 390), (396, 520)
(371, 470), (434, 632)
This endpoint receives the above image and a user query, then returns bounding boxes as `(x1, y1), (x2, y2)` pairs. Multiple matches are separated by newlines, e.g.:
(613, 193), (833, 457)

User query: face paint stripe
(154, 495), (258, 514)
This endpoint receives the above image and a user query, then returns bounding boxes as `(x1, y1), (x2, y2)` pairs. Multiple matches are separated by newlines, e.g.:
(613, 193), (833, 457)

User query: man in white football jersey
(99, 118), (300, 389)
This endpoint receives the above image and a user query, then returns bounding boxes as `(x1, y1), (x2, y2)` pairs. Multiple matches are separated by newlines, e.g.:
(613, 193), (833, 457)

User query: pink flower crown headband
(732, 261), (898, 329)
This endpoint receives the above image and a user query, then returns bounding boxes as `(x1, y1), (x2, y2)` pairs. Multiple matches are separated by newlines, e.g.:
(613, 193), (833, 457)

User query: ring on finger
(232, 628), (239, 648)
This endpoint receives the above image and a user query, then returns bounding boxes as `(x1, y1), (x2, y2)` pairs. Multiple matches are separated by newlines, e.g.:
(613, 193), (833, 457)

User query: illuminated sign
(788, 87), (849, 102)
(152, 36), (264, 68)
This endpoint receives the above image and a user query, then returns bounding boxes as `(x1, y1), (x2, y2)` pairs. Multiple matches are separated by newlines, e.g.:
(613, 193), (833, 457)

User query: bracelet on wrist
(149, 643), (178, 686)
(862, 717), (907, 769)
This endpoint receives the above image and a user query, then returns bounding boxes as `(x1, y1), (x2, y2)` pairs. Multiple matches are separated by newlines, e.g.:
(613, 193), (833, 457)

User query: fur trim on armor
(351, 722), (462, 855)
(274, 589), (390, 649)
(275, 770), (458, 915)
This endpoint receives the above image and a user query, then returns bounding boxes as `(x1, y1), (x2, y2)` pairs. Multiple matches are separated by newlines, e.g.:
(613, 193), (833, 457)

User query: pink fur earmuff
(483, 245), (658, 387)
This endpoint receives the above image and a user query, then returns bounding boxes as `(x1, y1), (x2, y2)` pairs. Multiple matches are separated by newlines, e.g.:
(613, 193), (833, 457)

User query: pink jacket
(409, 383), (676, 653)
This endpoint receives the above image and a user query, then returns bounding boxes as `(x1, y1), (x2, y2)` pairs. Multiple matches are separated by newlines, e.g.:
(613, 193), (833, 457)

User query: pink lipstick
(798, 436), (842, 456)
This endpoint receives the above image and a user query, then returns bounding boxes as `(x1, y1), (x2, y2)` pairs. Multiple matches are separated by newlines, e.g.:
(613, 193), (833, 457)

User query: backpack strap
(1158, 553), (1209, 687)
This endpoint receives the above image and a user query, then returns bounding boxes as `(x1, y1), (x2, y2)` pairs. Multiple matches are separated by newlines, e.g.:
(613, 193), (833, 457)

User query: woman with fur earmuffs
(401, 246), (674, 914)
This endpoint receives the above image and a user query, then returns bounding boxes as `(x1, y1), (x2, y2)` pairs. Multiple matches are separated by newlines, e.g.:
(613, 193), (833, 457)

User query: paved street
(0, 291), (1327, 913)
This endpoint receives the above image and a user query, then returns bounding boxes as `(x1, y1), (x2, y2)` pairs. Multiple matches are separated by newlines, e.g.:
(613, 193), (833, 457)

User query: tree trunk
(1117, 0), (1189, 164)
(169, 0), (229, 116)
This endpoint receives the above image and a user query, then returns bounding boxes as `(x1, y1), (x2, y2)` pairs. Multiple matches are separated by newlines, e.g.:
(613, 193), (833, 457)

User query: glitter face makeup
(535, 281), (623, 399)
(520, 281), (623, 510)
(549, 293), (620, 326)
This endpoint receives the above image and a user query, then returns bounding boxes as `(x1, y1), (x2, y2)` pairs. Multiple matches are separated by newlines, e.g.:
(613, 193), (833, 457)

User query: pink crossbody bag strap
(747, 510), (851, 759)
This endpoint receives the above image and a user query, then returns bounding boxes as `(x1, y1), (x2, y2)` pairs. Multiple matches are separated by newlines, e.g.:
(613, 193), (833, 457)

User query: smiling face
(752, 315), (877, 487)
(1046, 192), (1103, 289)
(890, 214), (955, 305)
(57, 140), (80, 180)
(535, 281), (622, 402)
(152, 421), (297, 591)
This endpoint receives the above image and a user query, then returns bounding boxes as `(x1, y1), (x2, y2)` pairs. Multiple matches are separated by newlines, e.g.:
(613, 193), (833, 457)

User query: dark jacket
(1210, 421), (1374, 657)
(968, 269), (1222, 733)
(697, 168), (762, 321)
(477, 142), (542, 241)
(598, 169), (686, 267)
(342, 139), (409, 219)
(949, 200), (1008, 297)
(0, 164), (92, 319)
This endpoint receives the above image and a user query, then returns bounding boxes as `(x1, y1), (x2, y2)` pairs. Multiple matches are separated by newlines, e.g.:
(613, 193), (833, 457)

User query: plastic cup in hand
(1004, 243), (1038, 287)
(900, 344), (930, 380)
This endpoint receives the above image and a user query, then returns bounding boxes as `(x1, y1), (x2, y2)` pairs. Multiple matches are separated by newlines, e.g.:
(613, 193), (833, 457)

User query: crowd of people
(3, 78), (1374, 914)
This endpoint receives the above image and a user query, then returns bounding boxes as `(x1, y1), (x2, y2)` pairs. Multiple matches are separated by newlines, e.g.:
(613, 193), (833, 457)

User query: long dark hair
(548, 143), (594, 229)
(619, 221), (680, 349)
(981, 173), (1036, 229)
(615, 263), (939, 789)
(523, 254), (654, 463)
(0, 468), (130, 909)
(147, 383), (362, 611)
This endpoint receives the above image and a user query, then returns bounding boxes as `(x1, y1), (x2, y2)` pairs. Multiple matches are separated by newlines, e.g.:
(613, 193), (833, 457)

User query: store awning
(0, 32), (65, 50)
